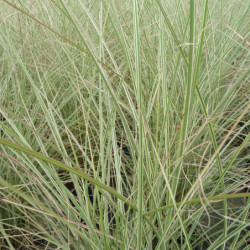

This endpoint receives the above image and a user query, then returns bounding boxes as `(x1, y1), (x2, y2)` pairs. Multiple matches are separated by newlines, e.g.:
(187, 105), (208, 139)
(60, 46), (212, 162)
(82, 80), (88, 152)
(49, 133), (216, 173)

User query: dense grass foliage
(0, 0), (249, 249)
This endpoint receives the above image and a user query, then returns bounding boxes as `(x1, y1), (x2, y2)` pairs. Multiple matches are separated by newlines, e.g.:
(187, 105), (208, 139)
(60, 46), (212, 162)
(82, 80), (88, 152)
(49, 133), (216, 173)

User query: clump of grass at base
(0, 0), (249, 249)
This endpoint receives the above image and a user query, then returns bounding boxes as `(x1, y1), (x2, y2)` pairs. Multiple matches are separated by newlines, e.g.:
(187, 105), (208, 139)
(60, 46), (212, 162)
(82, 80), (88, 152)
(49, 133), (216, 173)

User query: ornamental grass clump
(0, 0), (249, 249)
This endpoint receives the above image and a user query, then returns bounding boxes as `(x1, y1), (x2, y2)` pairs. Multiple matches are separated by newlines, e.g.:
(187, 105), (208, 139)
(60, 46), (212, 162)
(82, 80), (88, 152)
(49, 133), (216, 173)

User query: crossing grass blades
(0, 0), (249, 249)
